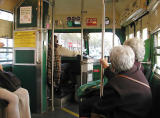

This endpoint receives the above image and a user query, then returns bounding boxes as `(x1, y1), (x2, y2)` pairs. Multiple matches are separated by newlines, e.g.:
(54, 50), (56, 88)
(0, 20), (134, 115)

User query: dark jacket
(94, 65), (152, 118)
(134, 61), (144, 73)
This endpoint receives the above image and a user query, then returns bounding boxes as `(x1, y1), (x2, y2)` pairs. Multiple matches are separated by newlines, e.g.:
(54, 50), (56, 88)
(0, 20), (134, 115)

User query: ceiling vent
(147, 0), (160, 12)
(120, 0), (147, 26)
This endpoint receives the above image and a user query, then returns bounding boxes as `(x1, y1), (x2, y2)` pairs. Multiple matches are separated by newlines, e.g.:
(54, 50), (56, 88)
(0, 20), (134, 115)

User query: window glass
(154, 31), (160, 74)
(55, 33), (82, 52)
(0, 38), (13, 64)
(142, 28), (148, 41)
(126, 35), (128, 40)
(89, 32), (121, 59)
(129, 33), (134, 39)
(0, 10), (13, 22)
(158, 32), (160, 46)
(137, 31), (140, 39)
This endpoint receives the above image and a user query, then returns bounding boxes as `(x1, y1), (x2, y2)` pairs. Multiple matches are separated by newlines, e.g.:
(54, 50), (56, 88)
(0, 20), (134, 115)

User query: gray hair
(110, 45), (135, 73)
(123, 38), (145, 62)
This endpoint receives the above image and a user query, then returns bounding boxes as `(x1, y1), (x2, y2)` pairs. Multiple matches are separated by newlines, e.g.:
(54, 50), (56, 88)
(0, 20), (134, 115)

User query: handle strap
(118, 74), (150, 88)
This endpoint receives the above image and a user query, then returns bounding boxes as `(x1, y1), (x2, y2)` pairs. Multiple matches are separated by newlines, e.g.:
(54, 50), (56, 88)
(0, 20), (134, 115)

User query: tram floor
(31, 102), (79, 118)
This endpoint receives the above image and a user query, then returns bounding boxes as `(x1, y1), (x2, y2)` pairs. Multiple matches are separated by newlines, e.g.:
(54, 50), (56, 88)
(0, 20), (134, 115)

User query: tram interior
(0, 0), (160, 118)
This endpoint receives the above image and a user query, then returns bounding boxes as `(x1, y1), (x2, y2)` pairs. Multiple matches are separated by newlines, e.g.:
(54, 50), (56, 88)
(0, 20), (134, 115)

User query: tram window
(154, 31), (160, 74)
(129, 33), (134, 39)
(126, 35), (128, 40)
(142, 28), (148, 41)
(89, 32), (121, 59)
(0, 38), (13, 64)
(55, 33), (82, 52)
(137, 31), (140, 39)
(0, 10), (13, 22)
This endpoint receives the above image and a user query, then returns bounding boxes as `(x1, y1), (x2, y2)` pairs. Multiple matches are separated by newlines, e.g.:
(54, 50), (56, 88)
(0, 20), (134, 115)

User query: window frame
(154, 31), (160, 74)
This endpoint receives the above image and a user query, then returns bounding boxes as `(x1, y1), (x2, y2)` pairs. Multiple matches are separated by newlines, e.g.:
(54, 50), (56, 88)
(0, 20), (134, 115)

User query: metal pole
(51, 0), (55, 111)
(40, 0), (43, 113)
(81, 0), (84, 86)
(112, 0), (115, 47)
(100, 0), (105, 97)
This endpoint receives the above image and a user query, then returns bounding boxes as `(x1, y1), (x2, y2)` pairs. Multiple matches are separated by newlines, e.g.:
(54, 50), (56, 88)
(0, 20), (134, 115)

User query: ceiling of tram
(0, 0), (132, 16)
(0, 0), (132, 18)
(0, 0), (20, 12)
(55, 0), (132, 16)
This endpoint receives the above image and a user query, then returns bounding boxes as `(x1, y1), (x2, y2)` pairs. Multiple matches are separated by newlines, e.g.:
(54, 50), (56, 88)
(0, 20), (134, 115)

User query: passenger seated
(0, 65), (31, 118)
(102, 38), (146, 80)
(0, 42), (31, 118)
(123, 37), (145, 72)
(79, 45), (152, 118)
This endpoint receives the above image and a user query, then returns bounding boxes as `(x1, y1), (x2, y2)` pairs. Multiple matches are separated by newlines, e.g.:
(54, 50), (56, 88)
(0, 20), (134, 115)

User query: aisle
(31, 102), (79, 118)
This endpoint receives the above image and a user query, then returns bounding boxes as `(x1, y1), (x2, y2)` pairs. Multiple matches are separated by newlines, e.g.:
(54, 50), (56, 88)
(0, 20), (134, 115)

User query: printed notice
(20, 6), (32, 24)
(14, 31), (36, 48)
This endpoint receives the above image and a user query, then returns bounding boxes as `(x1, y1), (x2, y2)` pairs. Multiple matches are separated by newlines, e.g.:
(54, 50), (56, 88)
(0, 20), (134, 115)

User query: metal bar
(40, 0), (44, 113)
(0, 52), (13, 53)
(0, 47), (13, 49)
(155, 46), (160, 49)
(36, 0), (43, 113)
(0, 60), (12, 62)
(140, 19), (143, 39)
(112, 0), (115, 47)
(141, 61), (151, 64)
(80, 0), (84, 86)
(51, 0), (55, 111)
(100, 0), (105, 97)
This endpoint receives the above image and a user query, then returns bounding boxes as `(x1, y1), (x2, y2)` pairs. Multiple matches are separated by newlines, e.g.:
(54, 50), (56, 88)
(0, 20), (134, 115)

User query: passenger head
(123, 38), (145, 62)
(0, 42), (4, 48)
(110, 45), (135, 73)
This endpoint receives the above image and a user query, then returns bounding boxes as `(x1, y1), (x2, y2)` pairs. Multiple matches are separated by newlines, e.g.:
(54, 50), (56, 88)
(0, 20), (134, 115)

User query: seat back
(149, 76), (160, 117)
(0, 100), (7, 118)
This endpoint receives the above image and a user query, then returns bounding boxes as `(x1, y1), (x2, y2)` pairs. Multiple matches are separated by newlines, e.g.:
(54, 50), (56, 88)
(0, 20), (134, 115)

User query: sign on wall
(20, 6), (32, 24)
(67, 16), (81, 27)
(14, 31), (36, 48)
(86, 18), (97, 26)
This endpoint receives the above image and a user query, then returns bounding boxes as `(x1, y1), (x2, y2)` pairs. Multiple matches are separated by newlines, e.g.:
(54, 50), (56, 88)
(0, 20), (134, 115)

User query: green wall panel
(15, 50), (35, 64)
(13, 65), (37, 113)
(144, 38), (151, 62)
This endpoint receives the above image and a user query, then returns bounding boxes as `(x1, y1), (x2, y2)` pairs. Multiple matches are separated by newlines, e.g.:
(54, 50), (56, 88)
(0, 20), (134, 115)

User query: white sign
(20, 6), (32, 24)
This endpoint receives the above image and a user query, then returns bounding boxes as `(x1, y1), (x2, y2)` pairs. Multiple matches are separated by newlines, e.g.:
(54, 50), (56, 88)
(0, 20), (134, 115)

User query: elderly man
(79, 45), (152, 118)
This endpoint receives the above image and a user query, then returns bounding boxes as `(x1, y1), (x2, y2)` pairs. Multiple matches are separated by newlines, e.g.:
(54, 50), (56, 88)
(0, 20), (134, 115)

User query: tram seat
(144, 65), (152, 81)
(0, 99), (7, 118)
(149, 76), (160, 118)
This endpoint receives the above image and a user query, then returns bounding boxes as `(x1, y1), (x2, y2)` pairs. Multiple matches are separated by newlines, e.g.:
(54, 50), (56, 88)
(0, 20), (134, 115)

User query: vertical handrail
(51, 0), (55, 111)
(112, 0), (115, 48)
(100, 0), (105, 97)
(40, 0), (43, 112)
(81, 0), (84, 86)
